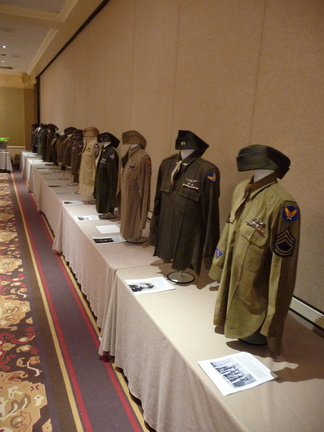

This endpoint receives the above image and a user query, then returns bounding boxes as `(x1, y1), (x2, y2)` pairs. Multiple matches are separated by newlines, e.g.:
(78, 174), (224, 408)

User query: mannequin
(94, 132), (120, 219)
(209, 144), (300, 354)
(119, 130), (151, 243)
(78, 126), (100, 197)
(149, 130), (220, 282)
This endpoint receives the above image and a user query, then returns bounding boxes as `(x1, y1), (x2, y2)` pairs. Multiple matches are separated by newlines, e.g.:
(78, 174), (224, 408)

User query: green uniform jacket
(149, 152), (220, 274)
(209, 173), (300, 354)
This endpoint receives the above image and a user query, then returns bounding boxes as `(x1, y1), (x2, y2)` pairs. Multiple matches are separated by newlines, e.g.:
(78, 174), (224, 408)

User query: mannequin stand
(84, 199), (96, 205)
(167, 270), (195, 284)
(239, 332), (267, 346)
(99, 212), (115, 220)
(126, 237), (147, 244)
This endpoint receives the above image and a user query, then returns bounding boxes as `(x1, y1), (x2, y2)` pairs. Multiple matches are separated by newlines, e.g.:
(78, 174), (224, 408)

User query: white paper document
(92, 236), (126, 244)
(74, 215), (100, 221)
(125, 276), (175, 295)
(198, 352), (274, 396)
(96, 224), (120, 234)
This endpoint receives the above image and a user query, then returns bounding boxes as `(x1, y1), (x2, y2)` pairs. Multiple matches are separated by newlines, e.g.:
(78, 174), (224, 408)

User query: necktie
(234, 183), (252, 220)
(171, 160), (182, 185)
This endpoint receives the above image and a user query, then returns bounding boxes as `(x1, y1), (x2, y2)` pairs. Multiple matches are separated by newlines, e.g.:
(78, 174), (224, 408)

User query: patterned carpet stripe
(3, 172), (147, 432)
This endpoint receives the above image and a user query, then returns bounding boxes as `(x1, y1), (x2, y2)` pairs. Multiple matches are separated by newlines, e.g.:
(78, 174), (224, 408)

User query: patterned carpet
(0, 173), (51, 430)
(0, 172), (150, 432)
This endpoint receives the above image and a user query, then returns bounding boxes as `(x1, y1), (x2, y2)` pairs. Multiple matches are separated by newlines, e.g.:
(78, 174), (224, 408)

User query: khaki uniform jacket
(119, 144), (151, 240)
(209, 174), (300, 354)
(79, 136), (100, 197)
(149, 152), (220, 274)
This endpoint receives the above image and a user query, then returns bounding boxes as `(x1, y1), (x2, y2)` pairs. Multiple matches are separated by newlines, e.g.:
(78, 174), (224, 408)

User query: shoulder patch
(282, 205), (299, 222)
(207, 171), (217, 182)
(147, 158), (152, 165)
(215, 248), (223, 259)
(94, 143), (99, 149)
(109, 153), (115, 159)
(274, 228), (296, 257)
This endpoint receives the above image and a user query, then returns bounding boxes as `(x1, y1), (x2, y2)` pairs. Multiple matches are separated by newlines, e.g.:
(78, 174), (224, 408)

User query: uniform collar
(180, 150), (200, 167)
(246, 172), (277, 197)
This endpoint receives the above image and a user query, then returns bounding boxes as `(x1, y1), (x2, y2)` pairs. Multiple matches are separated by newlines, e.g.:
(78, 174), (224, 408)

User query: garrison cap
(97, 132), (120, 148)
(47, 123), (58, 131)
(236, 144), (290, 179)
(175, 130), (209, 155)
(64, 127), (76, 135)
(122, 130), (147, 148)
(83, 126), (99, 137)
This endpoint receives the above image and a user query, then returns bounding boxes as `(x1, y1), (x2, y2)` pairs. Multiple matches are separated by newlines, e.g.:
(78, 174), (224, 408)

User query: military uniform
(79, 127), (100, 197)
(70, 129), (84, 183)
(209, 164), (300, 354)
(149, 151), (220, 274)
(119, 131), (151, 241)
(94, 133), (120, 215)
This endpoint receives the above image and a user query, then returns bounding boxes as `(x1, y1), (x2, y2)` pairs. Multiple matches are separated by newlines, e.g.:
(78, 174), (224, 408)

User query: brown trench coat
(119, 144), (151, 240)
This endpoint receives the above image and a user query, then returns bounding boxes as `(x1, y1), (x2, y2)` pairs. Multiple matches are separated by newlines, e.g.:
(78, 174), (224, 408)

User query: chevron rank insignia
(109, 153), (115, 159)
(282, 205), (299, 222)
(274, 228), (296, 257)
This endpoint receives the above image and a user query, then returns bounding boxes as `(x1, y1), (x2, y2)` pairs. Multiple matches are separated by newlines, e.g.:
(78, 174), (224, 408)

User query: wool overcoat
(94, 144), (119, 214)
(209, 173), (300, 354)
(149, 151), (220, 274)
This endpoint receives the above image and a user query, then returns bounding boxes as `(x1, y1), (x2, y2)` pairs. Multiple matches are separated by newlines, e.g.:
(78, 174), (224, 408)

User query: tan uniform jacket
(119, 144), (151, 240)
(209, 174), (300, 354)
(79, 136), (100, 196)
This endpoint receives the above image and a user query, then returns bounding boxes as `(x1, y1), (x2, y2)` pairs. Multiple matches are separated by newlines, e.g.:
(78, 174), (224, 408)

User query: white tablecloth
(24, 154), (324, 432)
(101, 265), (324, 432)
(0, 151), (13, 171)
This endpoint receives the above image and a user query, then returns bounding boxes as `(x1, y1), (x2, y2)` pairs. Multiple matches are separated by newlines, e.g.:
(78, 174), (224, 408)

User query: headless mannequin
(180, 148), (195, 159)
(167, 148), (197, 284)
(98, 141), (116, 220)
(239, 168), (275, 345)
(121, 142), (147, 244)
(253, 168), (274, 182)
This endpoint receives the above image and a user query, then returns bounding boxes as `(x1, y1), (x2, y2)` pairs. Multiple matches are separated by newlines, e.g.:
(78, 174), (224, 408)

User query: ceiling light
(2, 45), (7, 49)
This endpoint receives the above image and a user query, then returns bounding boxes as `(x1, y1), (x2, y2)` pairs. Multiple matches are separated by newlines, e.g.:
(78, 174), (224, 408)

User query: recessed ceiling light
(2, 45), (7, 49)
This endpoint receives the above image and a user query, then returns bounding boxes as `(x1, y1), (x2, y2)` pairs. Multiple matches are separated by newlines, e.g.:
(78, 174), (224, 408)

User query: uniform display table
(23, 154), (323, 432)
(100, 264), (323, 432)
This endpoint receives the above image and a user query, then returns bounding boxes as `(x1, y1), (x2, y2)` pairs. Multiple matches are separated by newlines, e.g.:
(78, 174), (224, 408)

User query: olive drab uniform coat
(94, 144), (119, 214)
(209, 173), (300, 354)
(119, 144), (151, 240)
(79, 127), (100, 197)
(149, 151), (220, 274)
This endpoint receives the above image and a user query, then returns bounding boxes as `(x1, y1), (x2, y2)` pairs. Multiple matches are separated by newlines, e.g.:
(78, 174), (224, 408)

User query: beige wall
(0, 74), (35, 150)
(39, 0), (324, 312)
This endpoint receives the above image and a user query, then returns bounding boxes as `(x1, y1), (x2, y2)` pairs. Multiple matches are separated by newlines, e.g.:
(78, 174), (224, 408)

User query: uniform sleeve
(148, 163), (163, 246)
(201, 166), (221, 269)
(138, 155), (152, 229)
(260, 200), (301, 354)
(107, 151), (119, 208)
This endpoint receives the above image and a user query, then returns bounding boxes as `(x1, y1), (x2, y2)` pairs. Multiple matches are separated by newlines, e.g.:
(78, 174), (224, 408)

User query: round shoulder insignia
(282, 205), (299, 222)
(94, 143), (99, 149)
